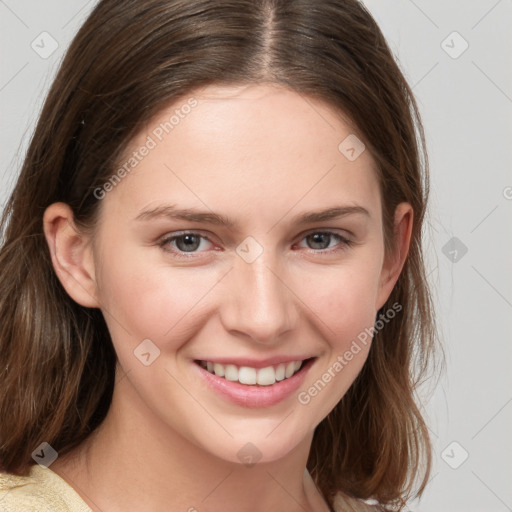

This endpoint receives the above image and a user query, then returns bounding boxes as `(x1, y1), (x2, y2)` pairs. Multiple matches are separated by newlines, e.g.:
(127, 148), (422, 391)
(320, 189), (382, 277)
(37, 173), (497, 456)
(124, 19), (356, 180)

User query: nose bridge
(222, 249), (296, 343)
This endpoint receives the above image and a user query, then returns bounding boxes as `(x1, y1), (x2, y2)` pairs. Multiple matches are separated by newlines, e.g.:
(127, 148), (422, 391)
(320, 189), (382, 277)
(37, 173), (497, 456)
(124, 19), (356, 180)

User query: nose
(219, 253), (298, 345)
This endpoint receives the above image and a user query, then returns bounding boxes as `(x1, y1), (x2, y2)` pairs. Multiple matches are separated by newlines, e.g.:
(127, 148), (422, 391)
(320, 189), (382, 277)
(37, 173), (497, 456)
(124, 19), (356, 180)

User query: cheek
(292, 265), (381, 416)
(297, 260), (382, 346)
(94, 246), (224, 349)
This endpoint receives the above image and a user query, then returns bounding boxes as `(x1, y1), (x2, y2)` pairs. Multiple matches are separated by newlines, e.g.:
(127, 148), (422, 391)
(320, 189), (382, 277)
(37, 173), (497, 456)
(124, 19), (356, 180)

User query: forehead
(107, 83), (381, 222)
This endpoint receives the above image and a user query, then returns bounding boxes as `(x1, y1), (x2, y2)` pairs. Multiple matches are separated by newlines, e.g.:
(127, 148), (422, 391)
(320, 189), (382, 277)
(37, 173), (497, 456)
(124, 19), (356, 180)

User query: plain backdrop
(1, 1), (511, 511)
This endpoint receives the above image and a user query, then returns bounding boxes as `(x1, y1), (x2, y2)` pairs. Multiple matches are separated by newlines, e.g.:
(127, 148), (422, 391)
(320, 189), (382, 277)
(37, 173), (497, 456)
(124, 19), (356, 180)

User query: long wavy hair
(0, 1), (438, 510)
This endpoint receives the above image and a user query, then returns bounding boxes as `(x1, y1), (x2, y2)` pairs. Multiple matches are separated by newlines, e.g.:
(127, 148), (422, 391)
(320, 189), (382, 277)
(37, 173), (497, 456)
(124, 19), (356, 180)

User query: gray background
(1, 1), (511, 511)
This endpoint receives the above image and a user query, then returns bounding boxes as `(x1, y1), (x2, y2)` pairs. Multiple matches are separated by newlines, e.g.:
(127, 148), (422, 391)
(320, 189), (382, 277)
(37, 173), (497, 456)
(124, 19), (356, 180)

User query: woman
(0, 1), (438, 510)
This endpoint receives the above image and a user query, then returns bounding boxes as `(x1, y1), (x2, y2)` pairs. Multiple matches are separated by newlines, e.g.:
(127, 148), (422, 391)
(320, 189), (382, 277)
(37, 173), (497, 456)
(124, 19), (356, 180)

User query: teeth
(256, 366), (275, 386)
(224, 364), (238, 381)
(203, 359), (305, 386)
(285, 361), (296, 378)
(213, 363), (225, 377)
(239, 366), (257, 385)
(275, 364), (286, 381)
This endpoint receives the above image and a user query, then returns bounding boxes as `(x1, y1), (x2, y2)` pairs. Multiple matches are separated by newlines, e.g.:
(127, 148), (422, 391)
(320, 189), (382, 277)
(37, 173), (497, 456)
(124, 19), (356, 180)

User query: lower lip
(193, 358), (315, 408)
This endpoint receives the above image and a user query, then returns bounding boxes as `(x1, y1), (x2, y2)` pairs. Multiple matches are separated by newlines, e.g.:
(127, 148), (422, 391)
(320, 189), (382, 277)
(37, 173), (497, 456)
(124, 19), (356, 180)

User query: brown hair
(0, 0), (438, 509)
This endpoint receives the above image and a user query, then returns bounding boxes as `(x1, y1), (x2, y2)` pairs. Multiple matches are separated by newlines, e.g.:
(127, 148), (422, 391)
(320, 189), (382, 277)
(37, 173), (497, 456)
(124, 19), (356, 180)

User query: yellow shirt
(0, 464), (91, 512)
(0, 464), (382, 512)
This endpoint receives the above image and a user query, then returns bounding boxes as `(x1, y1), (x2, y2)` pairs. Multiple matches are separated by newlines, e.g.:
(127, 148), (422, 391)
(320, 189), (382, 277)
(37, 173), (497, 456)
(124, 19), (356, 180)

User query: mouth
(195, 358), (312, 386)
(193, 357), (316, 408)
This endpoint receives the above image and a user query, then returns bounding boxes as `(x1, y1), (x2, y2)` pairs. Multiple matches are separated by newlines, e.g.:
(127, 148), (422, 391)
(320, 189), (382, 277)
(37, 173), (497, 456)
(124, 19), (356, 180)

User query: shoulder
(333, 491), (391, 512)
(0, 464), (91, 512)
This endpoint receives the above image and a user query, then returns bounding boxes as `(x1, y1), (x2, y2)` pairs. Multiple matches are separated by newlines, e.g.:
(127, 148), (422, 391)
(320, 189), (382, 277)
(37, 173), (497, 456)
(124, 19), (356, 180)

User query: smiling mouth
(195, 358), (314, 386)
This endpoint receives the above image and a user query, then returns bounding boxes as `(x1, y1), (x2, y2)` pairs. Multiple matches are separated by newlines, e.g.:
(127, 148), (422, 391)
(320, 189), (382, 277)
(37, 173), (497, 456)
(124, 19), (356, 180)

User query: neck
(52, 369), (330, 512)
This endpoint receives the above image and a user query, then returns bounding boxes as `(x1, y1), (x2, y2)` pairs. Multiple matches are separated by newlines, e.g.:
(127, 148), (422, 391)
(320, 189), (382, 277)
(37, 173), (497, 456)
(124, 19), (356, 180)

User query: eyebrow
(134, 204), (370, 228)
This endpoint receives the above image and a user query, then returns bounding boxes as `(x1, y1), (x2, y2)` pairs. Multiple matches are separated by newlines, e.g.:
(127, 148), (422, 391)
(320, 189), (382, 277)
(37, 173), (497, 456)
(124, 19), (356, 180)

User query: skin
(44, 83), (412, 512)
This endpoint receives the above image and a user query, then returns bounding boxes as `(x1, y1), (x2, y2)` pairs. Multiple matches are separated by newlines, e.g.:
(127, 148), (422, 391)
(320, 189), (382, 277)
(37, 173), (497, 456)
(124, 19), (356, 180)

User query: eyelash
(158, 230), (354, 258)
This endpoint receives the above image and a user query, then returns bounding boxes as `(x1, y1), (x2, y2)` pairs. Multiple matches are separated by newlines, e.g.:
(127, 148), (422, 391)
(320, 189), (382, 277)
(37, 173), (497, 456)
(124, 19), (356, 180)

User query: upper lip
(195, 355), (315, 369)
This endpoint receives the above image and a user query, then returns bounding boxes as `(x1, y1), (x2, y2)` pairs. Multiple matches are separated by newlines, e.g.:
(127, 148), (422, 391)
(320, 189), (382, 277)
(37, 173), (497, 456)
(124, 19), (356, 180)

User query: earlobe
(42, 202), (100, 308)
(375, 202), (413, 311)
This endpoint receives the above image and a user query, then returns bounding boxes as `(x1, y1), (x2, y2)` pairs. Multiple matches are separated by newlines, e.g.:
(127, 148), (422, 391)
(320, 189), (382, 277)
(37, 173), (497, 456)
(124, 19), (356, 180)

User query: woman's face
(86, 84), (409, 464)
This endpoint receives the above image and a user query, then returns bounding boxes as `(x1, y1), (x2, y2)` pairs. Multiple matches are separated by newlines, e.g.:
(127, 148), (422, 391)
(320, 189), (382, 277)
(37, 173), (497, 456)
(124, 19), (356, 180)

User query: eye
(158, 229), (352, 257)
(159, 232), (213, 254)
(297, 231), (353, 252)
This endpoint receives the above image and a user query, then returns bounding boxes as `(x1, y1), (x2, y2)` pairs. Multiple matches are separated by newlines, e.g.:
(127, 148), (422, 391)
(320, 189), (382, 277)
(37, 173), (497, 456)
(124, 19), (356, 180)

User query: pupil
(177, 235), (200, 252)
(309, 233), (330, 250)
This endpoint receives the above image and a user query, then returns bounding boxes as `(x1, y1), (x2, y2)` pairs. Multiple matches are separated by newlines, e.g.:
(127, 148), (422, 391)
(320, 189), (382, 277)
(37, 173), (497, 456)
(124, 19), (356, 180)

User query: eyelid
(294, 229), (353, 251)
(298, 227), (353, 238)
(157, 228), (354, 257)
(158, 230), (217, 256)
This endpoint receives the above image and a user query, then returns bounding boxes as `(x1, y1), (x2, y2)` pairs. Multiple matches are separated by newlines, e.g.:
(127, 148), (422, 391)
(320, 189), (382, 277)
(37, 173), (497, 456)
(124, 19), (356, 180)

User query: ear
(375, 202), (413, 311)
(43, 202), (100, 308)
